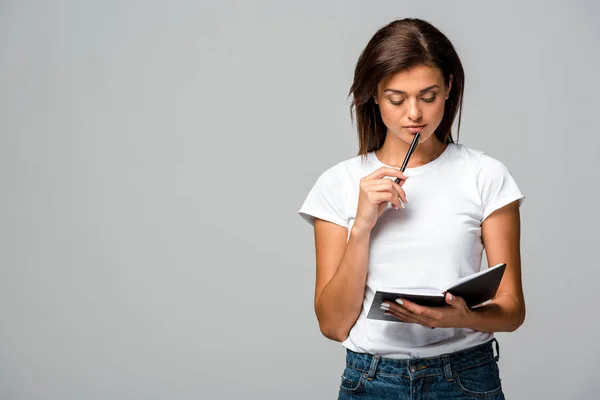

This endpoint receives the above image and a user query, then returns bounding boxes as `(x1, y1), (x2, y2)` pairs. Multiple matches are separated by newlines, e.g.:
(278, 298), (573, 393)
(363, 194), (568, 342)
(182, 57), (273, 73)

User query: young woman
(298, 18), (525, 399)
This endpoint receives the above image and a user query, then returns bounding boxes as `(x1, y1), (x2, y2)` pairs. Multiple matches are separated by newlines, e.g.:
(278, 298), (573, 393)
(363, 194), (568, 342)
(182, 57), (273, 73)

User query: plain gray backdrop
(1, 0), (599, 399)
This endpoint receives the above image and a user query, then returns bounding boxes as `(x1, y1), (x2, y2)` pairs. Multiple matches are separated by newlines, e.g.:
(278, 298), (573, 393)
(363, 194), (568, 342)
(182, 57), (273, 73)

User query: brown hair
(349, 18), (465, 156)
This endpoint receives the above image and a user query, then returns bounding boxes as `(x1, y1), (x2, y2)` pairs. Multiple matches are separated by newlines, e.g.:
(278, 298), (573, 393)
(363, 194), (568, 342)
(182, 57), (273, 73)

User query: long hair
(349, 18), (465, 157)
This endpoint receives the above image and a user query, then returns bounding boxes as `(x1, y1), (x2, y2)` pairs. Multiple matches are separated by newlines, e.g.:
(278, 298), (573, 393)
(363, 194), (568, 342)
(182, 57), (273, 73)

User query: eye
(421, 96), (436, 103)
(389, 99), (405, 106)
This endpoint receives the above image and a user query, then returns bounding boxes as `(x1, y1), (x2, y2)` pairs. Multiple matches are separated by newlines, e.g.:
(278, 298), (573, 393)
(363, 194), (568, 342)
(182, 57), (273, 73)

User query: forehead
(379, 65), (444, 91)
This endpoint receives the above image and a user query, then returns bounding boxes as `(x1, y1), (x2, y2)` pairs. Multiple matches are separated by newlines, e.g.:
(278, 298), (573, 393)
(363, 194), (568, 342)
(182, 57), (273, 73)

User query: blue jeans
(338, 338), (504, 399)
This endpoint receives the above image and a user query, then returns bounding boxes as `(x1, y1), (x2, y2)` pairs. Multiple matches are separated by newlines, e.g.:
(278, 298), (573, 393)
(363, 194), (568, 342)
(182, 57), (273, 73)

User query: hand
(354, 167), (408, 231)
(381, 293), (474, 329)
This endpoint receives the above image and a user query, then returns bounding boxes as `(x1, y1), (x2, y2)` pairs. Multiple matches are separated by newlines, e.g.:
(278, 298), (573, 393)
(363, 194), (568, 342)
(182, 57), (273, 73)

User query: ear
(445, 75), (453, 100)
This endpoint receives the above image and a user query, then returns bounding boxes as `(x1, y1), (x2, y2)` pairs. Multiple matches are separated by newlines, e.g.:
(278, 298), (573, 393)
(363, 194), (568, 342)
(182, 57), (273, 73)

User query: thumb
(445, 292), (467, 308)
(445, 292), (455, 305)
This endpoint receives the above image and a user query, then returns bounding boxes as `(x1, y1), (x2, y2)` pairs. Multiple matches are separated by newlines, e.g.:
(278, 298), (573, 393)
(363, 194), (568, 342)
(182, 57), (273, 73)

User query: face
(374, 65), (452, 145)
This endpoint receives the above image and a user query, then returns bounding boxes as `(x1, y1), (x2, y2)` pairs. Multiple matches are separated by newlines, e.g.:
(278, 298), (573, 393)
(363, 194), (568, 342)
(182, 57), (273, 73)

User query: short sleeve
(477, 153), (525, 222)
(298, 164), (348, 228)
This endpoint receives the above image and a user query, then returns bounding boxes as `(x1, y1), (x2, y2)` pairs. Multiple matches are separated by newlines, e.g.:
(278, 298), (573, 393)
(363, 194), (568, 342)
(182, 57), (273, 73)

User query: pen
(394, 131), (420, 184)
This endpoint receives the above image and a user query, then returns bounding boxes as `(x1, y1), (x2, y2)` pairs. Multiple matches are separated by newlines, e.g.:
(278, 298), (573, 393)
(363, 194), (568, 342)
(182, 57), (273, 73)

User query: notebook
(366, 263), (506, 322)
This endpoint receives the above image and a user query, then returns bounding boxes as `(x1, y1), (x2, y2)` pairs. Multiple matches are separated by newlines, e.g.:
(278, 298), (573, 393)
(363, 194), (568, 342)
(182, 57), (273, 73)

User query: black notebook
(366, 263), (506, 322)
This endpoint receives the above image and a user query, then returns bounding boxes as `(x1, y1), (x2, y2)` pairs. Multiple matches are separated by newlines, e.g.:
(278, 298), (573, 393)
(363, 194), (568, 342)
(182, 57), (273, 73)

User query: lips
(404, 125), (426, 134)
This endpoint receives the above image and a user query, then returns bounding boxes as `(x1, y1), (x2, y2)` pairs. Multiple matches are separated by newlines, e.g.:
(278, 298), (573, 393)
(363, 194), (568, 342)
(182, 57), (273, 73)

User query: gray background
(1, 0), (598, 399)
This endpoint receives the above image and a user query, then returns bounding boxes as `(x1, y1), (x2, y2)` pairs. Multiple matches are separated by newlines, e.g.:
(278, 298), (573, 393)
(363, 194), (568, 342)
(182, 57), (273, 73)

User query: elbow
(315, 309), (350, 342)
(319, 323), (349, 342)
(506, 305), (526, 332)
(314, 299), (355, 342)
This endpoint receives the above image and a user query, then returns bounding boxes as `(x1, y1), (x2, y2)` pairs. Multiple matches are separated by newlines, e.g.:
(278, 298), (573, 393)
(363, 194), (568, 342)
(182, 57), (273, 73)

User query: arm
(313, 219), (371, 342)
(310, 166), (407, 341)
(465, 200), (526, 332)
(382, 200), (525, 332)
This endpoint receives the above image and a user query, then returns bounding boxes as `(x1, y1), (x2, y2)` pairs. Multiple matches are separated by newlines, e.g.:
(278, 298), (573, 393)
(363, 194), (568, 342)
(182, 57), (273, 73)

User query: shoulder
(315, 152), (374, 183)
(298, 153), (370, 227)
(446, 143), (485, 164)
(446, 143), (509, 173)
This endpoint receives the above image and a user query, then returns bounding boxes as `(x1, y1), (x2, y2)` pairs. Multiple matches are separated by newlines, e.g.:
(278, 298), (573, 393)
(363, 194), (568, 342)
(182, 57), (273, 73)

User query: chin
(418, 131), (437, 143)
(397, 130), (435, 144)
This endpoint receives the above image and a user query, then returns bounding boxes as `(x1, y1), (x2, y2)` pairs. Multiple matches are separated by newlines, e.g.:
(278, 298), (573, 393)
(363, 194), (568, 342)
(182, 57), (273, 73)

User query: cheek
(429, 102), (446, 121)
(379, 104), (403, 124)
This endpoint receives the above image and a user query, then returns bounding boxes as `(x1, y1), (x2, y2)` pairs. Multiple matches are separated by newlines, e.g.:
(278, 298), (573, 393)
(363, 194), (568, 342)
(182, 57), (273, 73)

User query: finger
(395, 299), (442, 320)
(367, 167), (408, 182)
(383, 301), (432, 322)
(383, 310), (410, 323)
(384, 306), (433, 326)
(363, 180), (397, 192)
(392, 181), (408, 203)
(366, 191), (402, 209)
(384, 303), (417, 320)
(381, 303), (416, 323)
(445, 292), (466, 308)
(365, 180), (407, 205)
(393, 175), (408, 187)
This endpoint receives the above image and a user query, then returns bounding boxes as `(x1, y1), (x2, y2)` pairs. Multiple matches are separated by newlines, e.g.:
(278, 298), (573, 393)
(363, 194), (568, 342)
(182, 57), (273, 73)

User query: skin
(313, 65), (525, 341)
(373, 64), (451, 169)
(382, 198), (524, 332)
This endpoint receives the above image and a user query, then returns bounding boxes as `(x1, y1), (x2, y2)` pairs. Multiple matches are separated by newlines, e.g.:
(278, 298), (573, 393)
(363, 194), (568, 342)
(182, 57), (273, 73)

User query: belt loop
(365, 355), (380, 381)
(441, 354), (453, 381)
(492, 338), (500, 362)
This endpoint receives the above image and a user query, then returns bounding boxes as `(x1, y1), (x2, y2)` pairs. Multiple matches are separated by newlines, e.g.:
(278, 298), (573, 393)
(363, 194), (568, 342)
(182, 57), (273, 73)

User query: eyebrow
(383, 85), (440, 94)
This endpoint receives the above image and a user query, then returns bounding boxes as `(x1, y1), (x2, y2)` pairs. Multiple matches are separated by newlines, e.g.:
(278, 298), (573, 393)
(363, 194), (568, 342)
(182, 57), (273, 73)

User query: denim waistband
(345, 338), (499, 381)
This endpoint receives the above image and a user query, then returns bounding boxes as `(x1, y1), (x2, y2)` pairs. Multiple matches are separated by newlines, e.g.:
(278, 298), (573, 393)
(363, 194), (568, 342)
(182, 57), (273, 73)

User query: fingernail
(384, 312), (391, 316)
(399, 202), (406, 209)
(395, 299), (404, 305)
(380, 303), (390, 309)
(448, 293), (453, 300)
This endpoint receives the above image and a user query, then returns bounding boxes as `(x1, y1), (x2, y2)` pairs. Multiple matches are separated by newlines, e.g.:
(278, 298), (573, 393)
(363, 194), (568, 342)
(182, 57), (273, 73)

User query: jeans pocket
(453, 360), (503, 398)
(339, 365), (366, 395)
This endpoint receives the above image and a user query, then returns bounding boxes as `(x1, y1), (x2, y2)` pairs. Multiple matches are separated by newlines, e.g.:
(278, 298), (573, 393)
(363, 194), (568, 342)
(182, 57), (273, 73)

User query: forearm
(466, 294), (526, 333)
(316, 224), (371, 341)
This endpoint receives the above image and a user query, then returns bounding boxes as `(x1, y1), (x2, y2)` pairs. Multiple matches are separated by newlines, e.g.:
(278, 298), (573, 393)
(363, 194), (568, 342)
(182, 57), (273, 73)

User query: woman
(298, 18), (525, 399)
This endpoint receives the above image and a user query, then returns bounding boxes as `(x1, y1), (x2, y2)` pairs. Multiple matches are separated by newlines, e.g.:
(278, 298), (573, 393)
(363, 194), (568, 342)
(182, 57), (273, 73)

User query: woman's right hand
(354, 167), (408, 231)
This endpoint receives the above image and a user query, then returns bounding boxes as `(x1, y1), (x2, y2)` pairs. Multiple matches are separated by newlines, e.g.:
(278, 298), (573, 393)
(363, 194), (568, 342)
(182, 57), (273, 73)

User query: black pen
(394, 131), (420, 184)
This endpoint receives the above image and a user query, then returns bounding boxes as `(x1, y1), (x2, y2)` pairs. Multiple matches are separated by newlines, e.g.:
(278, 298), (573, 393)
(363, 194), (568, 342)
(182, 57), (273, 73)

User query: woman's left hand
(382, 293), (474, 329)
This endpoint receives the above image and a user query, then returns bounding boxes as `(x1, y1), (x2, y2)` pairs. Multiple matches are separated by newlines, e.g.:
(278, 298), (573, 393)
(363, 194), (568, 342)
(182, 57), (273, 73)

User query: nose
(407, 99), (422, 121)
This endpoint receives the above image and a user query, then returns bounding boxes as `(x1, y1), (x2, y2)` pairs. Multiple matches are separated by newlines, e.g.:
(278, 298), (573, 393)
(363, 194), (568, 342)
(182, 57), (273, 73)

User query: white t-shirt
(298, 143), (525, 359)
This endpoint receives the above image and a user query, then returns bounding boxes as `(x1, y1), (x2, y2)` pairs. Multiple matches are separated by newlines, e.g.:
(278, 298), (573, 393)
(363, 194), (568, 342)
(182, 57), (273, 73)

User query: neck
(375, 132), (448, 168)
